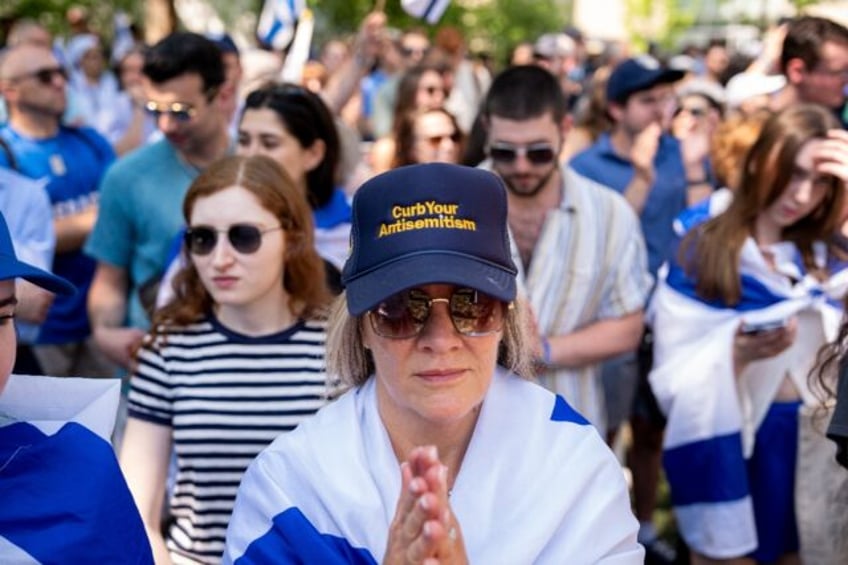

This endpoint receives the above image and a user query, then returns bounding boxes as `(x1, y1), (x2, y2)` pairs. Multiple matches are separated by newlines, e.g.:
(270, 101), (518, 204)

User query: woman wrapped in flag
(649, 104), (848, 564)
(224, 163), (644, 564)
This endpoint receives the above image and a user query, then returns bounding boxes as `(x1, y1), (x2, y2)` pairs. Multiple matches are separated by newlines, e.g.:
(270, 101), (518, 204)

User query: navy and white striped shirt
(128, 315), (328, 564)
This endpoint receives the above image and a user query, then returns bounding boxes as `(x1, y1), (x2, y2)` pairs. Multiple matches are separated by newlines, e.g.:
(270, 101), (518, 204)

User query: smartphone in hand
(740, 318), (787, 335)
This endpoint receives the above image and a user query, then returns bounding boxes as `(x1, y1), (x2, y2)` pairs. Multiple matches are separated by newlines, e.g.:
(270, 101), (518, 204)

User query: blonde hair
(326, 292), (534, 387)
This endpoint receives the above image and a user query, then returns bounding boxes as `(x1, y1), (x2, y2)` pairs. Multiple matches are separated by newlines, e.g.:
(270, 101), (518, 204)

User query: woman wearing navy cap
(224, 163), (643, 564)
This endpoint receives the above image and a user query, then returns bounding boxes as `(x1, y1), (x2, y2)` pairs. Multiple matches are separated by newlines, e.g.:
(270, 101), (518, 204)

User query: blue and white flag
(257, 0), (305, 51)
(401, 0), (451, 24)
(0, 375), (153, 564)
(224, 368), (643, 563)
(649, 225), (848, 558)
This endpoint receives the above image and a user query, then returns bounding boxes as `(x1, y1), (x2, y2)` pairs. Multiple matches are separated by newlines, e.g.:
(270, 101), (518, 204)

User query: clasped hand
(384, 446), (468, 565)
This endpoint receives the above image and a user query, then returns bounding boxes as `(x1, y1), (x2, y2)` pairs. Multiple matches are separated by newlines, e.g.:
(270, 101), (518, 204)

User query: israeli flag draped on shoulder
(257, 0), (305, 51)
(224, 368), (643, 564)
(0, 375), (152, 564)
(648, 206), (848, 558)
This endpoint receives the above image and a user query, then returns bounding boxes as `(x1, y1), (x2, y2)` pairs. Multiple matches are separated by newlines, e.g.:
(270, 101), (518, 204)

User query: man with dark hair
(0, 43), (115, 377)
(481, 64), (651, 440)
(772, 15), (848, 123)
(85, 32), (231, 369)
(569, 55), (702, 564)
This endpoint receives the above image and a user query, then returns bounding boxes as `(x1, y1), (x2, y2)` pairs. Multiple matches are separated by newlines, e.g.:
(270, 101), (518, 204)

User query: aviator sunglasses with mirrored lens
(144, 101), (197, 123)
(488, 143), (556, 165)
(369, 287), (508, 339)
(184, 224), (283, 256)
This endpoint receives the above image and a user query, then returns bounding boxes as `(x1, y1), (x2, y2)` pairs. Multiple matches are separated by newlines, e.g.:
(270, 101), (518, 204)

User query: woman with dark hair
(649, 105), (848, 565)
(391, 107), (464, 169)
(369, 63), (447, 174)
(237, 82), (350, 272)
(120, 155), (332, 564)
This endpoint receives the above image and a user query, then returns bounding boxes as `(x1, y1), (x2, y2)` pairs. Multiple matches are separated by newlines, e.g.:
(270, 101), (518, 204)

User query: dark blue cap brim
(0, 253), (76, 296)
(345, 251), (516, 316)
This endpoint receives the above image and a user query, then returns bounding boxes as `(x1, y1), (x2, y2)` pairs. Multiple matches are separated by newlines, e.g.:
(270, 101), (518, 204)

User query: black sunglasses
(488, 142), (557, 165)
(184, 224), (283, 256)
(423, 131), (461, 148)
(13, 66), (67, 85)
(369, 287), (508, 339)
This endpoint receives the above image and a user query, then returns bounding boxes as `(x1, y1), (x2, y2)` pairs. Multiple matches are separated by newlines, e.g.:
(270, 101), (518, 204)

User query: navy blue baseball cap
(606, 55), (685, 104)
(0, 212), (75, 296)
(342, 163), (517, 316)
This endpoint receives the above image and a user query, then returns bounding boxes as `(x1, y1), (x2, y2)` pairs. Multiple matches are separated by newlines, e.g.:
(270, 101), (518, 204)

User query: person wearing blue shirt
(85, 32), (231, 370)
(569, 55), (707, 565)
(0, 166), (55, 374)
(0, 210), (154, 564)
(0, 42), (115, 378)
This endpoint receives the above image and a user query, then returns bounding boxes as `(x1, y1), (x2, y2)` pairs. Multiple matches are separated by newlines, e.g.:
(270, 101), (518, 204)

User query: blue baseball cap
(606, 55), (685, 104)
(0, 212), (75, 296)
(341, 163), (517, 316)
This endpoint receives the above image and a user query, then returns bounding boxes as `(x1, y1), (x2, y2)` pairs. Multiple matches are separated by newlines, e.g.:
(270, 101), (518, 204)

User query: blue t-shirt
(570, 132), (687, 277)
(85, 139), (199, 330)
(0, 125), (114, 344)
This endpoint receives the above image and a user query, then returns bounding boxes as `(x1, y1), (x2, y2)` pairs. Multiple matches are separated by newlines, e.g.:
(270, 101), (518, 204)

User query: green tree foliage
(5, 0), (564, 67)
(2, 0), (139, 45)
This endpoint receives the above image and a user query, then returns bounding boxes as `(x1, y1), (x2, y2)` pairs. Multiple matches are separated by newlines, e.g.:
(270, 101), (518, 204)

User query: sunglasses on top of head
(368, 287), (509, 339)
(488, 142), (557, 165)
(184, 224), (283, 256)
(12, 66), (67, 85)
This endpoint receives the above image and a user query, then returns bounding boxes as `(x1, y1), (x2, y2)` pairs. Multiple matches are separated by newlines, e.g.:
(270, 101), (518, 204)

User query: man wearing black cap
(569, 55), (696, 564)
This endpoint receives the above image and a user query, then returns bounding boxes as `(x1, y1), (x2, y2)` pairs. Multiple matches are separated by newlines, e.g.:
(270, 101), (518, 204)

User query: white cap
(725, 72), (786, 109)
(533, 33), (575, 59)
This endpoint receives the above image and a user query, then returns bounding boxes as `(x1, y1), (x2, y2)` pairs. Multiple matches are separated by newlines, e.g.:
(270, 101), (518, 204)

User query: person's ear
(303, 138), (327, 173)
(607, 102), (624, 123)
(784, 57), (807, 86)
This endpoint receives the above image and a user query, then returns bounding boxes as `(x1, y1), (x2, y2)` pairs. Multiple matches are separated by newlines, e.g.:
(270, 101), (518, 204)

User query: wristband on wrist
(540, 337), (552, 365)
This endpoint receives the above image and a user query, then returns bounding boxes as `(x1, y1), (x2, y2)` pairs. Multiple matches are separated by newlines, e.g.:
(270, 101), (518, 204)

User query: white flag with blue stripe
(401, 0), (451, 24)
(257, 0), (305, 51)
(649, 210), (847, 558)
(0, 375), (152, 563)
(224, 367), (643, 564)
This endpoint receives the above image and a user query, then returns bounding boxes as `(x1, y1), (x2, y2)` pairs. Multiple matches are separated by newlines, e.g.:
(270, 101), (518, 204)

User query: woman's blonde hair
(325, 292), (534, 387)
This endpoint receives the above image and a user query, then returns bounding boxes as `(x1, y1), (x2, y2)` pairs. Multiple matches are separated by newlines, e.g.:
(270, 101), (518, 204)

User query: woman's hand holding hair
(384, 446), (469, 565)
(732, 317), (797, 377)
(815, 129), (848, 187)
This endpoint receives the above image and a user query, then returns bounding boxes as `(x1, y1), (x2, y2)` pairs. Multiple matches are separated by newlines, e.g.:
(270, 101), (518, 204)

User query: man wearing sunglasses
(480, 65), (651, 440)
(85, 32), (231, 369)
(0, 43), (116, 379)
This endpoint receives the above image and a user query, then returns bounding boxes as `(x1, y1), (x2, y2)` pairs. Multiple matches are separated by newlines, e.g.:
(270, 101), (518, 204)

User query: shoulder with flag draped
(223, 367), (643, 564)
